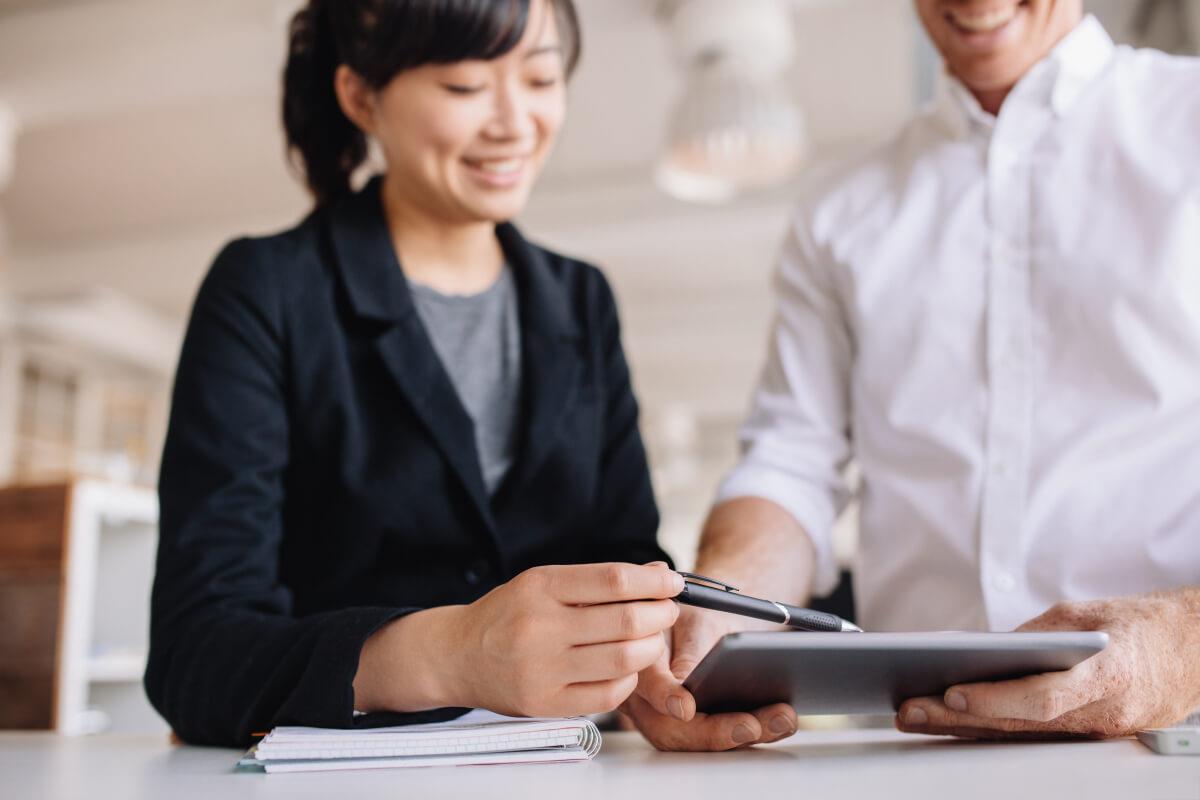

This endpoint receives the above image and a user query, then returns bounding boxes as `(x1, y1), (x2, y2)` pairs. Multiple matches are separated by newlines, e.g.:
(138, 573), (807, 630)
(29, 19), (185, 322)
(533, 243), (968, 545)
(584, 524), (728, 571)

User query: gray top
(408, 268), (522, 495)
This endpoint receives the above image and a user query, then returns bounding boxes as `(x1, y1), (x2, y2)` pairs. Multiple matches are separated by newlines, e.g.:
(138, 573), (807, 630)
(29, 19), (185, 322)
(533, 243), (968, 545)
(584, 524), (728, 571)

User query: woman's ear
(334, 64), (377, 135)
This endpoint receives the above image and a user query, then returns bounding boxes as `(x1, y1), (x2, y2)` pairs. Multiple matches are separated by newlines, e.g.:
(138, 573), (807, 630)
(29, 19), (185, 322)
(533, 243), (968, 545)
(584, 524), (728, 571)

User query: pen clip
(676, 571), (740, 593)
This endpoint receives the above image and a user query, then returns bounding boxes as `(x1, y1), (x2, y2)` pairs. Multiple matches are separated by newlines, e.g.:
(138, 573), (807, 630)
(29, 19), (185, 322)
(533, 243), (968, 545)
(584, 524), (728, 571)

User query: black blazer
(145, 177), (667, 746)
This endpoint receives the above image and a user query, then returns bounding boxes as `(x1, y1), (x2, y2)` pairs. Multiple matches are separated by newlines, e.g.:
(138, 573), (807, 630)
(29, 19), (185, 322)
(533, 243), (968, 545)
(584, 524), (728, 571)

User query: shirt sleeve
(145, 239), (467, 746)
(715, 208), (855, 597)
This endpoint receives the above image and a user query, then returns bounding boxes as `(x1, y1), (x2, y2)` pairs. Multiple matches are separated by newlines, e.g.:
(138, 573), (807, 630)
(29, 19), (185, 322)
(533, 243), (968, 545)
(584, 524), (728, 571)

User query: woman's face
(363, 0), (567, 224)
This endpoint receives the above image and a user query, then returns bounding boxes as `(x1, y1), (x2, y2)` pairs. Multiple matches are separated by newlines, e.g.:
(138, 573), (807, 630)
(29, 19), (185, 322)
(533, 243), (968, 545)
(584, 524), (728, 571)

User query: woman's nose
(484, 83), (538, 141)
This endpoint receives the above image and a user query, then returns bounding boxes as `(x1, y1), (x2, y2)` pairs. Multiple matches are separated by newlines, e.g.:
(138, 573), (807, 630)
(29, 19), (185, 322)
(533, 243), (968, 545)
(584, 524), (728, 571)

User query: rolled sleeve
(716, 462), (842, 598)
(716, 207), (855, 598)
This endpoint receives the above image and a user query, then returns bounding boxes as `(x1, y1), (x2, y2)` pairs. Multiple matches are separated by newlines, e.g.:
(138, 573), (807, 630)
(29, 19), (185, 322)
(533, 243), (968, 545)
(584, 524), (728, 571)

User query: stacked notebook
(238, 710), (602, 772)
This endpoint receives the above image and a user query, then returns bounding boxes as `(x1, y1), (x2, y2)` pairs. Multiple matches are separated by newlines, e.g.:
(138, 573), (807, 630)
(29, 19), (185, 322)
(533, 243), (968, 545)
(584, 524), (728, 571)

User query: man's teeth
(470, 159), (522, 175)
(948, 5), (1017, 33)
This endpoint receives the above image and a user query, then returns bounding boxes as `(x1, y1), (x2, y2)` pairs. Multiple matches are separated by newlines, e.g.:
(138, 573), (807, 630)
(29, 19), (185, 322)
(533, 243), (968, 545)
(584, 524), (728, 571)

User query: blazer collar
(495, 223), (584, 506)
(324, 176), (584, 552)
(327, 176), (416, 323)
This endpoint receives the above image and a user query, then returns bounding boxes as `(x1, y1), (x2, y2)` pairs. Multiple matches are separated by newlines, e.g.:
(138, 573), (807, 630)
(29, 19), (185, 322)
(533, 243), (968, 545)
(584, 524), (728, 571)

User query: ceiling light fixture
(655, 0), (807, 204)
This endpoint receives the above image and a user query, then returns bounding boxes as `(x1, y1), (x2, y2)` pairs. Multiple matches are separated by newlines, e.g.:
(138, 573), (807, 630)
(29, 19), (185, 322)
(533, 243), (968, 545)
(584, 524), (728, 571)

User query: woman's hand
(353, 561), (684, 717)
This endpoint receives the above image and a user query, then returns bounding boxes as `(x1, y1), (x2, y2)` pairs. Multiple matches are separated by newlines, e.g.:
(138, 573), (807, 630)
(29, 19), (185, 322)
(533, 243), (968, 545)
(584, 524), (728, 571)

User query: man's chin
(951, 59), (1035, 99)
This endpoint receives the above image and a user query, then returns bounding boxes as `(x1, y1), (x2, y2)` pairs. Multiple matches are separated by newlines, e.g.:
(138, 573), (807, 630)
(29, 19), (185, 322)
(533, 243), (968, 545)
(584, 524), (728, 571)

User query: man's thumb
(669, 612), (718, 681)
(635, 648), (697, 722)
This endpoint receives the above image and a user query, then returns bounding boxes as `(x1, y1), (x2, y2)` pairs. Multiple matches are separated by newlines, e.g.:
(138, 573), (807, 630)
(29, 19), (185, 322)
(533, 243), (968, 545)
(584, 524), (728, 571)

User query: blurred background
(0, 0), (1195, 735)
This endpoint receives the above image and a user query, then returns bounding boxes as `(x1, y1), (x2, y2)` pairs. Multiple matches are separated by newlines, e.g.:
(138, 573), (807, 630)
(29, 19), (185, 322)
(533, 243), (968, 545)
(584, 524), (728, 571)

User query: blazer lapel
(326, 178), (497, 540)
(496, 224), (583, 494)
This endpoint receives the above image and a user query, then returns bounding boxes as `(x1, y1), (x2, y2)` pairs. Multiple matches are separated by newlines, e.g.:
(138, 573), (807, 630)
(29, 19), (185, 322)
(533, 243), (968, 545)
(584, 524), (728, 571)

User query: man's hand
(896, 590), (1200, 739)
(619, 604), (798, 750)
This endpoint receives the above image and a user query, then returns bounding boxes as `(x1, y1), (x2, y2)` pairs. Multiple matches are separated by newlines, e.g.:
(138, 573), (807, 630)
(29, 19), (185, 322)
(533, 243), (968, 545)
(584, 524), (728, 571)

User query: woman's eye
(529, 77), (559, 89)
(443, 84), (485, 95)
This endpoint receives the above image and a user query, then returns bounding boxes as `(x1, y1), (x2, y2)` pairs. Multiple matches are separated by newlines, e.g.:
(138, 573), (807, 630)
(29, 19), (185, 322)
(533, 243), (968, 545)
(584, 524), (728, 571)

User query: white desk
(2, 727), (1197, 799)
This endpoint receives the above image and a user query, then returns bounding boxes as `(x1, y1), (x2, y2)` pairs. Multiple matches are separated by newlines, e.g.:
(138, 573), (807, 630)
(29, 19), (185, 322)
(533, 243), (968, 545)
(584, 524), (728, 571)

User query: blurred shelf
(0, 479), (161, 733)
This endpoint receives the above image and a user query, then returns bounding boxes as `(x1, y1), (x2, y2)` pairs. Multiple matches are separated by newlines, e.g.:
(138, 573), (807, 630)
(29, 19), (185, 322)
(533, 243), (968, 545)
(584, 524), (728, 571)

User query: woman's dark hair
(283, 0), (581, 207)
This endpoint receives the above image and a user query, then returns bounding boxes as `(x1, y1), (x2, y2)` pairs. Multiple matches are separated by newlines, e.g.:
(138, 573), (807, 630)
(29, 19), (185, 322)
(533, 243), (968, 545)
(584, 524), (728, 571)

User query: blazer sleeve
(145, 239), (465, 746)
(584, 269), (671, 567)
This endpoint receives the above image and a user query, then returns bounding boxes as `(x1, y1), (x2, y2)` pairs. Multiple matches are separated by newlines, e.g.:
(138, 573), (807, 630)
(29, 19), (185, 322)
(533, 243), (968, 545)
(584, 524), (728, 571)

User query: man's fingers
(895, 696), (1103, 740)
(623, 693), (764, 752)
(544, 563), (684, 605)
(669, 607), (723, 680)
(570, 599), (680, 645)
(633, 646), (697, 722)
(943, 658), (1106, 722)
(896, 696), (1048, 737)
(749, 702), (798, 742)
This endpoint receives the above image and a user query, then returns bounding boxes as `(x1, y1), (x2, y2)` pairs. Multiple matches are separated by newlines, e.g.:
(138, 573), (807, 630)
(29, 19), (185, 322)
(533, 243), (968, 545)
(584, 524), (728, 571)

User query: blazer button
(463, 560), (492, 586)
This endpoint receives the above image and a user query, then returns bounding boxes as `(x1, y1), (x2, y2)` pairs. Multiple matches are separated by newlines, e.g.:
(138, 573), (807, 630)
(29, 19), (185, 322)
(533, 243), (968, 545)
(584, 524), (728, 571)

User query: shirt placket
(978, 105), (1043, 631)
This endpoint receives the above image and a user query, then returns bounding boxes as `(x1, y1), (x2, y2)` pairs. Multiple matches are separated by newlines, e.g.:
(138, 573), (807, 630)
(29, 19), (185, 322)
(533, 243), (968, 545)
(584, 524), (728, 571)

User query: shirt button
(993, 572), (1015, 592)
(464, 560), (492, 586)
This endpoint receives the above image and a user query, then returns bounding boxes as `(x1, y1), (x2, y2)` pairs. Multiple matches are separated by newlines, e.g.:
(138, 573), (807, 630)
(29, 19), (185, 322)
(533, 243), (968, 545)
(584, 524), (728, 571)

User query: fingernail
(946, 691), (967, 712)
(670, 572), (685, 593)
(644, 561), (668, 568)
(769, 715), (794, 735)
(667, 695), (685, 721)
(732, 723), (756, 744)
(905, 707), (928, 726)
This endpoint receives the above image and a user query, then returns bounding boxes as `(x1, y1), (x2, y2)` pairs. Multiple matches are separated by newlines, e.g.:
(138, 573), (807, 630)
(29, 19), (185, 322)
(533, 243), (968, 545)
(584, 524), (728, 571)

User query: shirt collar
(936, 14), (1116, 138)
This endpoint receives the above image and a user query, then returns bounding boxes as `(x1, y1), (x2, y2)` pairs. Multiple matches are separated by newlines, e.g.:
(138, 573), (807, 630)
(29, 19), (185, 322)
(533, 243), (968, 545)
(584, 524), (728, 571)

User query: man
(623, 0), (1200, 750)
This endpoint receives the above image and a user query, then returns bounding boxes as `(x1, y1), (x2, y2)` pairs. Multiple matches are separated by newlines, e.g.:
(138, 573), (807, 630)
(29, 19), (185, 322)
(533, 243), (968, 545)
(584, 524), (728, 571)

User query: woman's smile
(461, 154), (531, 189)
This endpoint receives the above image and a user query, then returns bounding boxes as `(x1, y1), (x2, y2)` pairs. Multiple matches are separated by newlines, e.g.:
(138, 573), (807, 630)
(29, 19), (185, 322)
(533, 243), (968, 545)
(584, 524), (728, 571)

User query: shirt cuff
(714, 463), (841, 598)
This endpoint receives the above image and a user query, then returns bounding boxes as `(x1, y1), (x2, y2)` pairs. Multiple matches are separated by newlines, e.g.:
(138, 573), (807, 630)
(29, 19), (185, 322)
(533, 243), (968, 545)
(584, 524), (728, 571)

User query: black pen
(673, 572), (863, 633)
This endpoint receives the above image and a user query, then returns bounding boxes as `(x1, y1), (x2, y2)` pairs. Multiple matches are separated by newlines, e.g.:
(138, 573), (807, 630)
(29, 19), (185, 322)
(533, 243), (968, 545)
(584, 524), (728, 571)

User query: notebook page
(245, 710), (602, 770)
(256, 745), (596, 773)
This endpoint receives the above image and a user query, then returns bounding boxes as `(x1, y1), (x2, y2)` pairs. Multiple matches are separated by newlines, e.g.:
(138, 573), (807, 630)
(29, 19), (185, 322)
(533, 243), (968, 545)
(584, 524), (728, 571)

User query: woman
(145, 0), (682, 746)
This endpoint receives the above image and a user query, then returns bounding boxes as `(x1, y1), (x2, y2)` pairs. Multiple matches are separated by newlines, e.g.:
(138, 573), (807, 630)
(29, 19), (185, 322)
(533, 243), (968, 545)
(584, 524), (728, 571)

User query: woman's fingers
(568, 599), (680, 645)
(538, 562), (684, 605)
(557, 674), (640, 716)
(483, 563), (688, 718)
(564, 632), (668, 683)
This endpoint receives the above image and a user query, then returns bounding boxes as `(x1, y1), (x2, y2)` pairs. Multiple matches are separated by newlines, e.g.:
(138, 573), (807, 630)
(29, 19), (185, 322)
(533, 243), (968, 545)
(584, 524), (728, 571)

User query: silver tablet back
(684, 631), (1108, 715)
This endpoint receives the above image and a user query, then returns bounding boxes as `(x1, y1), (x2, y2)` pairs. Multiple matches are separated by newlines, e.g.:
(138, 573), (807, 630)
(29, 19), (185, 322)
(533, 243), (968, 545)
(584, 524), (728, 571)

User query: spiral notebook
(237, 709), (602, 772)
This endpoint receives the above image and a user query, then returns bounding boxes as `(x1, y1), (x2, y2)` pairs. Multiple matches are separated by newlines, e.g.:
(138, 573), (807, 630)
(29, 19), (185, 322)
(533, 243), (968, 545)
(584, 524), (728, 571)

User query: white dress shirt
(717, 16), (1200, 633)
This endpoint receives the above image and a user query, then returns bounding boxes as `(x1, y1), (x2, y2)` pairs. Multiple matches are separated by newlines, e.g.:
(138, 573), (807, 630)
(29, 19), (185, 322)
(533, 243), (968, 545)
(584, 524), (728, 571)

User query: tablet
(684, 631), (1108, 715)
